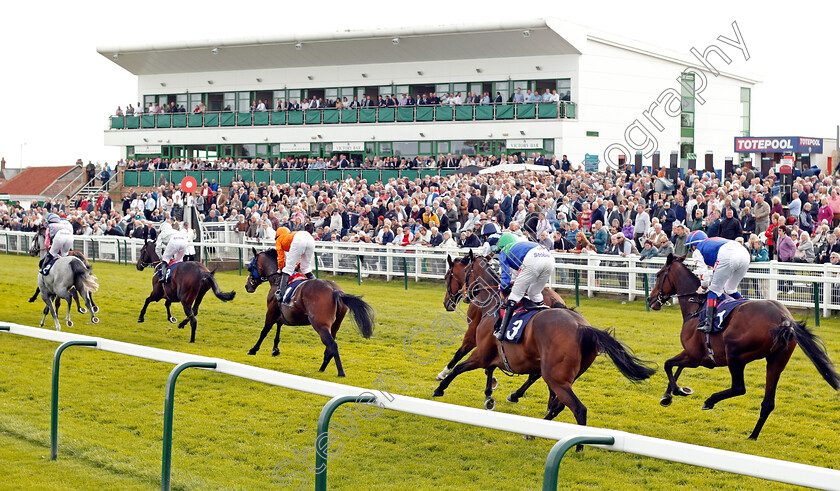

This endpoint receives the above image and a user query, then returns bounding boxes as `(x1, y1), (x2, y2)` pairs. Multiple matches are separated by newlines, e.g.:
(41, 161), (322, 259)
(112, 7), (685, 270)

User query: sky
(0, 0), (837, 168)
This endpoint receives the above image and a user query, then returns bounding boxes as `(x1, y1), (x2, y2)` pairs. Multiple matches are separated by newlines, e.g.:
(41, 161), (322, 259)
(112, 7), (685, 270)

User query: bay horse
(433, 253), (655, 436)
(648, 254), (840, 439)
(28, 226), (98, 314)
(244, 248), (374, 377)
(38, 256), (99, 330)
(136, 241), (236, 343)
(439, 250), (568, 405)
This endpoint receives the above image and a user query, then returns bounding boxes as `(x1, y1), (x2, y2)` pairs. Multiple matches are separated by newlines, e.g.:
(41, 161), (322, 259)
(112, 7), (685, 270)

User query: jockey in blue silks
(492, 232), (554, 340)
(684, 230), (751, 333)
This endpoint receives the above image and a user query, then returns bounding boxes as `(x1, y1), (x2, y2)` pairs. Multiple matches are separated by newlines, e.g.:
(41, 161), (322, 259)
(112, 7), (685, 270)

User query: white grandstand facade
(100, 18), (758, 172)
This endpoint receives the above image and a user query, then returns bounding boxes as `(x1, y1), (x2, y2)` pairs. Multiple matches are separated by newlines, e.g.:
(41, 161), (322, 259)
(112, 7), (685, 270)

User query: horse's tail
(579, 325), (656, 382)
(70, 258), (99, 294)
(201, 270), (236, 302)
(779, 319), (840, 390)
(335, 290), (374, 339)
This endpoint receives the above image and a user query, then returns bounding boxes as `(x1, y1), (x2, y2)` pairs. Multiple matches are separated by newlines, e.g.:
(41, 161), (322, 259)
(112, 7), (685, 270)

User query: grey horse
(28, 227), (99, 314)
(38, 256), (100, 330)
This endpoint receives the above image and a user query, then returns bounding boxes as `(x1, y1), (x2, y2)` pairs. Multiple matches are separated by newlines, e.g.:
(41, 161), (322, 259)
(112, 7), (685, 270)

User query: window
(452, 83), (467, 95)
(680, 113), (694, 127)
(680, 72), (695, 164)
(189, 94), (202, 111)
(393, 141), (419, 156)
(419, 141), (432, 154)
(256, 144), (269, 156)
(241, 144), (255, 157)
(176, 94), (187, 110)
(451, 140), (478, 155)
(222, 145), (233, 157)
(493, 81), (510, 102)
(288, 90), (301, 103)
(378, 142), (392, 154)
(323, 143), (333, 155)
(437, 141), (450, 154)
(273, 90), (285, 107)
(341, 87), (354, 100)
(740, 87), (751, 137)
(543, 139), (555, 153)
(469, 83), (482, 97)
(127, 146), (135, 158)
(310, 143), (320, 155)
(237, 92), (250, 112)
(586, 131), (599, 137)
(379, 86), (392, 97)
(395, 85), (409, 96)
(325, 88), (338, 100)
(557, 78), (571, 101)
(223, 93), (235, 112)
(271, 144), (280, 155)
(144, 95), (155, 108)
(435, 83), (450, 94)
(365, 142), (375, 155)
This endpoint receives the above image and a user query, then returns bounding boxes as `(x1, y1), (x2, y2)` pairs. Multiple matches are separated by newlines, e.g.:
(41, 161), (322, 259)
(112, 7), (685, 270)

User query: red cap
(59, 213), (66, 218)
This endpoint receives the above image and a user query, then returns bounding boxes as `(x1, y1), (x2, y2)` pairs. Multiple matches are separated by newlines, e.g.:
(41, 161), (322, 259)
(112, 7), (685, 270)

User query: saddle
(697, 298), (749, 333)
(39, 256), (56, 276)
(280, 273), (307, 305)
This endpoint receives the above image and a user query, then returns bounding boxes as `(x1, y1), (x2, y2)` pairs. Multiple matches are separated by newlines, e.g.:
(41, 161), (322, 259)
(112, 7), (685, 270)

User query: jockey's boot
(274, 273), (290, 305)
(697, 305), (715, 333)
(159, 264), (169, 284)
(304, 272), (316, 280)
(494, 299), (517, 341)
(40, 254), (55, 275)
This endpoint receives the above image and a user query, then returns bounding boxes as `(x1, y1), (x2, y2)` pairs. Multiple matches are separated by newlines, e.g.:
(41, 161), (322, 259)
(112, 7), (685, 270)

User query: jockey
(274, 226), (316, 304)
(159, 223), (188, 284)
(492, 232), (554, 340)
(41, 213), (74, 273)
(156, 220), (176, 259)
(684, 230), (751, 333)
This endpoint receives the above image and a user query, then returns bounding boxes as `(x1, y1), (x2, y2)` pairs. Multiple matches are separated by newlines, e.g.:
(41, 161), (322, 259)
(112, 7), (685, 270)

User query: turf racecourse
(0, 254), (838, 490)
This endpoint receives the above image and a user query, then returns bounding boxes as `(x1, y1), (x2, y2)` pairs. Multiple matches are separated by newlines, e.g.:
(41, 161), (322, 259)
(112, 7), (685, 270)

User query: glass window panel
(544, 139), (555, 153)
(189, 93), (202, 110)
(237, 91), (250, 112)
(379, 86), (392, 97)
(241, 144), (255, 157)
(144, 95), (155, 107)
(222, 145), (233, 156)
(288, 90), (301, 103)
(395, 85), (409, 95)
(311, 143), (320, 155)
(357, 88), (367, 100)
(158, 95), (168, 106)
(742, 101), (750, 117)
(206, 146), (218, 160)
(256, 144), (268, 156)
(325, 88), (338, 99)
(513, 80), (529, 91)
(223, 93), (235, 111)
(681, 98), (695, 113)
(451, 140), (478, 155)
(452, 83), (467, 93)
(496, 141), (506, 154)
(681, 113), (695, 128)
(176, 94), (187, 107)
(557, 78), (571, 101)
(365, 142), (375, 154)
(742, 117), (750, 133)
(271, 144), (280, 155)
(470, 83), (482, 96)
(393, 141), (419, 156)
(436, 84), (450, 94)
(341, 88), (355, 98)
(323, 143), (333, 154)
(438, 141), (450, 154)
(419, 141), (432, 154)
(378, 142), (392, 154)
(477, 141), (491, 154)
(127, 146), (135, 157)
(741, 87), (751, 102)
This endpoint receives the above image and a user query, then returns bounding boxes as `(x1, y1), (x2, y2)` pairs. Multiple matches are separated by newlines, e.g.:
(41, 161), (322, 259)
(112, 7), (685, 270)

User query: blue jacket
(499, 241), (540, 290)
(694, 237), (730, 266)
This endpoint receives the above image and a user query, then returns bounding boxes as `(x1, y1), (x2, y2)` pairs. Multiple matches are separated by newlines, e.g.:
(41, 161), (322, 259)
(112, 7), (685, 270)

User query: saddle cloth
(282, 273), (307, 304)
(502, 307), (542, 343)
(698, 298), (749, 333)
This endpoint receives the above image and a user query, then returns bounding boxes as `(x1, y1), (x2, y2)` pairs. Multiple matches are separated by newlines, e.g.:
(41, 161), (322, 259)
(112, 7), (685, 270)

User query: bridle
(650, 261), (700, 309)
(462, 257), (500, 306)
(247, 252), (281, 287)
(138, 243), (160, 269)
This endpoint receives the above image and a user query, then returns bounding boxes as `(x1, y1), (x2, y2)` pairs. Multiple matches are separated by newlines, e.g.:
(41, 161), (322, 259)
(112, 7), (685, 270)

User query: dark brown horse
(433, 253), (655, 434)
(28, 226), (98, 314)
(136, 241), (236, 342)
(648, 254), (840, 439)
(439, 250), (568, 405)
(244, 248), (374, 377)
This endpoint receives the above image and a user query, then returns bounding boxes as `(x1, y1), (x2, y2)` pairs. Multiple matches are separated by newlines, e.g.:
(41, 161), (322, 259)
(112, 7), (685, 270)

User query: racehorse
(136, 241), (236, 343)
(648, 254), (840, 439)
(38, 256), (99, 330)
(439, 250), (568, 404)
(244, 248), (374, 377)
(433, 253), (655, 434)
(28, 226), (99, 314)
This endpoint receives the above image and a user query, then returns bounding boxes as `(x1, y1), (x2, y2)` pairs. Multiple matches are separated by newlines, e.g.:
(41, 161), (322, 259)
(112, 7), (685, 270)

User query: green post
(574, 270), (580, 307)
(90, 240), (96, 262)
(643, 273), (650, 312)
(116, 239), (121, 265)
(542, 435), (615, 491)
(813, 282), (820, 327)
(0, 326), (9, 331)
(356, 255), (362, 285)
(238, 247), (242, 276)
(51, 340), (98, 460)
(5, 233), (8, 254)
(403, 257), (408, 290)
(314, 395), (376, 491)
(314, 251), (320, 278)
(161, 361), (217, 491)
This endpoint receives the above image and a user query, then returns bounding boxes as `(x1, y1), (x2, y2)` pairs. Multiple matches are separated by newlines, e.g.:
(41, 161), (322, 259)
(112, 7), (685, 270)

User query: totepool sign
(734, 137), (823, 153)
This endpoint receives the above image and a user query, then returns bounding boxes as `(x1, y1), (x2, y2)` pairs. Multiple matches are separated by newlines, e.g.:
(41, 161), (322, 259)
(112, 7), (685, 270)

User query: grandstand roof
(0, 166), (75, 197)
(97, 18), (587, 75)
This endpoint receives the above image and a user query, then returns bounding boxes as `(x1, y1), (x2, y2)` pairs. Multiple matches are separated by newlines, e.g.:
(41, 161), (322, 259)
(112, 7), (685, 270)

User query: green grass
(0, 254), (838, 490)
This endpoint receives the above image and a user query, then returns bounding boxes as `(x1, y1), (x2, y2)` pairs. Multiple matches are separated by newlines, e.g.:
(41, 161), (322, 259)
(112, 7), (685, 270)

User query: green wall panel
(435, 106), (453, 121)
(359, 108), (376, 123)
(110, 116), (124, 129)
(124, 170), (138, 186)
(341, 109), (358, 123)
(475, 106), (494, 120)
(455, 105), (474, 121)
(287, 111), (304, 125)
(220, 170), (236, 186)
(495, 105), (514, 119)
(397, 107), (414, 122)
(172, 114), (187, 127)
(415, 106), (434, 121)
(220, 113), (236, 126)
(305, 111), (322, 125)
(378, 107), (395, 122)
(204, 113), (219, 126)
(125, 116), (140, 129)
(538, 103), (557, 119)
(271, 111), (286, 125)
(157, 114), (171, 128)
(516, 104), (536, 119)
(254, 112), (269, 125)
(289, 170), (306, 183)
(323, 110), (339, 124)
(237, 112), (252, 126)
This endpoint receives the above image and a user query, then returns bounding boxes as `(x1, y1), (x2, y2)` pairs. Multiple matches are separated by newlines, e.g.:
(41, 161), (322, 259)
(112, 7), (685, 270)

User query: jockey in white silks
(41, 213), (74, 274)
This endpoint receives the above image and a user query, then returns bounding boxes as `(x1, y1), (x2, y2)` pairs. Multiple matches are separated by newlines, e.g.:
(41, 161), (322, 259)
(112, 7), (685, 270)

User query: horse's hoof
(491, 376), (498, 391)
(337, 373), (346, 378)
(484, 398), (495, 411)
(91, 317), (99, 324)
(675, 387), (693, 396)
(272, 349), (280, 357)
(138, 318), (144, 323)
(79, 308), (87, 314)
(66, 320), (73, 328)
(28, 298), (35, 303)
(660, 396), (672, 407)
(432, 389), (444, 397)
(435, 368), (451, 381)
(247, 349), (258, 356)
(507, 394), (519, 403)
(92, 306), (100, 314)
(523, 435), (536, 440)
(169, 317), (177, 324)
(701, 403), (715, 410)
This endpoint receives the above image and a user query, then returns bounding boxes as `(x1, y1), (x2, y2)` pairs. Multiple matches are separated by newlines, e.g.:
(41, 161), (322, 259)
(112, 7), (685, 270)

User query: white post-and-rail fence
(1, 322), (839, 491)
(4, 229), (840, 321)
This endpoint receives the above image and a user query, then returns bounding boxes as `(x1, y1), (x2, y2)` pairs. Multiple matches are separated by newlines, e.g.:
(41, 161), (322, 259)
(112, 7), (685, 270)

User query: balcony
(108, 102), (577, 130)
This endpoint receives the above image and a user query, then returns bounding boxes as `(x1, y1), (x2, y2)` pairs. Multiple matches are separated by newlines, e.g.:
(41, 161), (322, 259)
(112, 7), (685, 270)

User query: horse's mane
(670, 257), (701, 290)
(261, 249), (278, 260)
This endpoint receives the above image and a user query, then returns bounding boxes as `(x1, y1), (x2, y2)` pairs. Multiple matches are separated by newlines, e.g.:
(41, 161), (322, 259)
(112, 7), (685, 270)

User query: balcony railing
(123, 168), (463, 187)
(108, 102), (576, 130)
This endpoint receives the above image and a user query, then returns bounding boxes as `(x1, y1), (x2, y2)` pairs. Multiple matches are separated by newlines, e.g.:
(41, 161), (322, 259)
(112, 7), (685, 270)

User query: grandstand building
(100, 18), (759, 175)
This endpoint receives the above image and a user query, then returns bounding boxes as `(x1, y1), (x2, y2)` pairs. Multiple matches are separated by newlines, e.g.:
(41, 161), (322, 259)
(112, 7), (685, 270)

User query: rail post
(356, 255), (362, 285)
(314, 251), (320, 278)
(542, 435), (615, 491)
(643, 273), (650, 312)
(403, 257), (408, 290)
(116, 239), (121, 264)
(5, 233), (9, 254)
(813, 282), (820, 327)
(161, 361), (217, 491)
(574, 270), (580, 307)
(238, 247), (242, 276)
(51, 340), (98, 460)
(90, 239), (96, 262)
(314, 395), (377, 491)
(0, 326), (9, 331)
